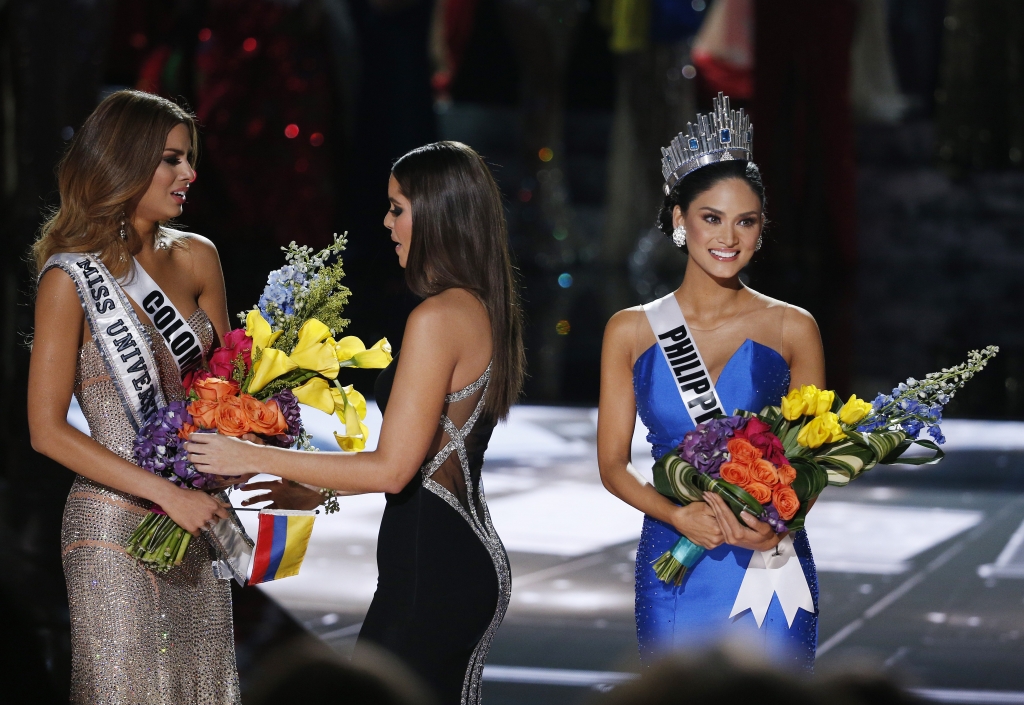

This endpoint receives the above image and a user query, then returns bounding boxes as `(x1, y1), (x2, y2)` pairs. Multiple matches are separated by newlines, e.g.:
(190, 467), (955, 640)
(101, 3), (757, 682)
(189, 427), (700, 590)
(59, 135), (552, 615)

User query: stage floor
(70, 402), (1024, 703)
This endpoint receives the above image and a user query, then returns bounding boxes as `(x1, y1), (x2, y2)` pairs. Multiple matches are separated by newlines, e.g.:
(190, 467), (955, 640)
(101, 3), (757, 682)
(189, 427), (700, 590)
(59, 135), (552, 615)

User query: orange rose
(194, 376), (240, 402)
(188, 399), (219, 429)
(727, 438), (762, 466)
(750, 458), (779, 486)
(178, 421), (198, 441)
(777, 464), (797, 486)
(773, 485), (801, 521)
(720, 461), (752, 487)
(241, 394), (288, 435)
(215, 396), (250, 437)
(742, 481), (772, 505)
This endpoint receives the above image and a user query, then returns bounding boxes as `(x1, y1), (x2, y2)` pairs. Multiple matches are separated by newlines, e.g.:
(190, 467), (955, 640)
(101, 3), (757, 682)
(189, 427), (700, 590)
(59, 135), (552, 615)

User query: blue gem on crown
(660, 92), (753, 195)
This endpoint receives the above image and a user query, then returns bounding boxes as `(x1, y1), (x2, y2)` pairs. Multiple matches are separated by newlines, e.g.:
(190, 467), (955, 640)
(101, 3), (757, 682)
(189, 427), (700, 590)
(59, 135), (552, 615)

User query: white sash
(44, 253), (167, 430)
(120, 257), (204, 379)
(642, 292), (725, 426)
(643, 291), (813, 628)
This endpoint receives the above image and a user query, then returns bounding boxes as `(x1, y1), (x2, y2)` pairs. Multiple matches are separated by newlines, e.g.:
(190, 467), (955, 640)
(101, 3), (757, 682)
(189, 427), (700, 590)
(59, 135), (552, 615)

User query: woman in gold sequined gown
(27, 91), (241, 704)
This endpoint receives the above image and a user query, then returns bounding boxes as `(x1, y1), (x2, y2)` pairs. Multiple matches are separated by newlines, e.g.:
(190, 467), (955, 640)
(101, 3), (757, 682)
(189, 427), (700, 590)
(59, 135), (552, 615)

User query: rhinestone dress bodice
(63, 306), (241, 704)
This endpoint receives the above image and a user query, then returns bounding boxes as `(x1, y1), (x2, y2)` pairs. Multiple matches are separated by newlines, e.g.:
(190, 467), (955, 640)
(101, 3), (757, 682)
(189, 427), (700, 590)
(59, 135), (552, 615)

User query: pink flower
(736, 417), (788, 467)
(183, 367), (212, 394)
(208, 329), (253, 379)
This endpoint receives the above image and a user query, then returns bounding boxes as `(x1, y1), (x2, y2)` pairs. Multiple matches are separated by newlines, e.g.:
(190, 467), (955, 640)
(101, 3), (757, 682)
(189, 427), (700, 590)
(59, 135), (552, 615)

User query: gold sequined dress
(63, 308), (241, 704)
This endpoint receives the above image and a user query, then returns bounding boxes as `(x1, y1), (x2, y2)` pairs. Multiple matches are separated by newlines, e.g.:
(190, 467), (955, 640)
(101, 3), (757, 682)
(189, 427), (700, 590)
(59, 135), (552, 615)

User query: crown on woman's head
(661, 93), (753, 195)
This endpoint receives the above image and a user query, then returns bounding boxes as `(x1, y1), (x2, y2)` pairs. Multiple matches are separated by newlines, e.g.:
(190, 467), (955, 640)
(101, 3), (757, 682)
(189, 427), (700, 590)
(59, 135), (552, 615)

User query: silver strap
(120, 257), (204, 379)
(43, 253), (167, 430)
(642, 292), (725, 426)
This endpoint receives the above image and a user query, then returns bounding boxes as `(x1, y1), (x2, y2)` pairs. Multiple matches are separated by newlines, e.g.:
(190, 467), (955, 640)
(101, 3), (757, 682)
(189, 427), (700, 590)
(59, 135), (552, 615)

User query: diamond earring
(119, 213), (127, 241)
(672, 225), (687, 248)
(755, 234), (763, 251)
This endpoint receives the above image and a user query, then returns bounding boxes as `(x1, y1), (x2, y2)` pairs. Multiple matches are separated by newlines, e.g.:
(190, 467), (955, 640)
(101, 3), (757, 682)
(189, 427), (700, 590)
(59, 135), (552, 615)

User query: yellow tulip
(335, 403), (369, 452)
(352, 338), (392, 369)
(781, 389), (809, 420)
(245, 309), (283, 352)
(292, 377), (336, 414)
(819, 412), (847, 442)
(839, 394), (873, 425)
(289, 320), (340, 379)
(797, 416), (829, 448)
(248, 348), (298, 393)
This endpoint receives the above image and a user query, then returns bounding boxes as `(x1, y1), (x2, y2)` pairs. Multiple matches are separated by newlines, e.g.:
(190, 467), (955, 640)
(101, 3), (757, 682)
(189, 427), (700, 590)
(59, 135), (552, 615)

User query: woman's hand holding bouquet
(127, 235), (392, 571)
(651, 346), (999, 586)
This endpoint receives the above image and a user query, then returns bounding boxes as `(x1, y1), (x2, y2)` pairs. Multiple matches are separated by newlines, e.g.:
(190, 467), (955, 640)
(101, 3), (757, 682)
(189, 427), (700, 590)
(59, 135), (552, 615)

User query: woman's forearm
(31, 420), (180, 505)
(599, 460), (680, 526)
(242, 443), (412, 495)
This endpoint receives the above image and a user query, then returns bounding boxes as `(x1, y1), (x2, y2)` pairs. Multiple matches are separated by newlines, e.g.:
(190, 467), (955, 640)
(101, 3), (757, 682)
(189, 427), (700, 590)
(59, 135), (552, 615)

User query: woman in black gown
(188, 141), (525, 705)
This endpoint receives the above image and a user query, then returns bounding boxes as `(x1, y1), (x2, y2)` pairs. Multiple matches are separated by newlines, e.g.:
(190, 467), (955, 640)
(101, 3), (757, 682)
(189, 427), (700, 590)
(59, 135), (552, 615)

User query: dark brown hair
(392, 141), (525, 421)
(33, 90), (197, 279)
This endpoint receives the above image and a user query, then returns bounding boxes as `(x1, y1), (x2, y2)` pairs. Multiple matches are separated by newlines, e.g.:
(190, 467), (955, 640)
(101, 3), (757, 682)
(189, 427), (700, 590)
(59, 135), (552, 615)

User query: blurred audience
(593, 648), (923, 705)
(245, 635), (435, 705)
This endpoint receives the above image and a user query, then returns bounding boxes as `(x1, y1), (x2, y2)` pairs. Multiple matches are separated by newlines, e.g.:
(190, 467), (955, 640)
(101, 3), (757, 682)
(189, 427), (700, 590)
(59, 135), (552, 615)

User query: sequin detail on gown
(420, 364), (511, 704)
(64, 308), (241, 704)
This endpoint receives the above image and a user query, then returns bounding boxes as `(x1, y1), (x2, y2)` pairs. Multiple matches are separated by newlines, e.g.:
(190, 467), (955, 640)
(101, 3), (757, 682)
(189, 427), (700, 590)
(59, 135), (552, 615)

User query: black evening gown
(356, 353), (511, 705)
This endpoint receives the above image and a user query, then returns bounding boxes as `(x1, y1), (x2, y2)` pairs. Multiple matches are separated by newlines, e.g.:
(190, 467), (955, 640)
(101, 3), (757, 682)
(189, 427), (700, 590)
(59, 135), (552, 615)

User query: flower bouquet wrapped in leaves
(126, 234), (392, 571)
(651, 346), (999, 585)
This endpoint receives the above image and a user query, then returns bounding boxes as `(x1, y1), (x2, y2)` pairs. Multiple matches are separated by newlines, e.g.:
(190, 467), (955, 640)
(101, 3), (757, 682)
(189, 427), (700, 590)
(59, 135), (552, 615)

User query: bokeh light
(309, 132), (324, 147)
(555, 320), (571, 335)
(518, 188), (532, 202)
(284, 124), (300, 139)
(198, 28), (212, 42)
(243, 37), (258, 52)
(557, 273), (573, 288)
(682, 65), (697, 79)
(552, 228), (568, 241)
(538, 147), (554, 162)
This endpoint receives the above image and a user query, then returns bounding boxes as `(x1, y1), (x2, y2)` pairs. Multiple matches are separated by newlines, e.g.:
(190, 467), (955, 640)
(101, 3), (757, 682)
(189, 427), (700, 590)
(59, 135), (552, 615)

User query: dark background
(1, 0), (1022, 700)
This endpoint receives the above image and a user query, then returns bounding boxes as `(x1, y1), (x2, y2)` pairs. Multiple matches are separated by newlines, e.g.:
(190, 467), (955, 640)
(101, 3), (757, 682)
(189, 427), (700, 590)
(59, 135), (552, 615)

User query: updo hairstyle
(656, 160), (766, 252)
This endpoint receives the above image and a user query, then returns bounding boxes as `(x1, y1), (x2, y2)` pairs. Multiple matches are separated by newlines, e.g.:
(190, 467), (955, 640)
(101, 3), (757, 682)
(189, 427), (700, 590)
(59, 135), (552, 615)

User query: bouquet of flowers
(651, 346), (999, 585)
(126, 234), (392, 571)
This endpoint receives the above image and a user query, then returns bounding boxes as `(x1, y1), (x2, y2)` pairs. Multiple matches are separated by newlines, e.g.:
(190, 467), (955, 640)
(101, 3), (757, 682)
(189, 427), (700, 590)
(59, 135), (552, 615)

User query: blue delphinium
(854, 346), (998, 445)
(258, 264), (307, 327)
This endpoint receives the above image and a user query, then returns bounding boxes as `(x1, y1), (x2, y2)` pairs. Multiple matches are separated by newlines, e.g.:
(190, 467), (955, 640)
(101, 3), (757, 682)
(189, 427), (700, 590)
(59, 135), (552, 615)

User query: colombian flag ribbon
(248, 509), (316, 585)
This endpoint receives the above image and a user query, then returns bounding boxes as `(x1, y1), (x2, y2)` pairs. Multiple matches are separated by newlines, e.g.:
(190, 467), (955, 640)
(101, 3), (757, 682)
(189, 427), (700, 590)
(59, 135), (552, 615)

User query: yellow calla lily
(334, 336), (367, 363)
(248, 348), (298, 393)
(289, 320), (340, 379)
(292, 377), (336, 414)
(351, 338), (392, 369)
(245, 309), (283, 352)
(334, 403), (369, 452)
(331, 384), (367, 419)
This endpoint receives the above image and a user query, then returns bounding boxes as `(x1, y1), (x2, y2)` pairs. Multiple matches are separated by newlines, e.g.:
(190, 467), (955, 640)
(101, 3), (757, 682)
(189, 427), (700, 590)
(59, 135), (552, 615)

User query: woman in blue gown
(597, 97), (825, 672)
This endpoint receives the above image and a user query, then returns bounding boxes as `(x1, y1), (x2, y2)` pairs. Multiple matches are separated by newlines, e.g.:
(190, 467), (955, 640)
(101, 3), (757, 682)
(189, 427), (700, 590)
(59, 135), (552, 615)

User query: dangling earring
(119, 213), (127, 241)
(672, 225), (687, 248)
(755, 234), (763, 251)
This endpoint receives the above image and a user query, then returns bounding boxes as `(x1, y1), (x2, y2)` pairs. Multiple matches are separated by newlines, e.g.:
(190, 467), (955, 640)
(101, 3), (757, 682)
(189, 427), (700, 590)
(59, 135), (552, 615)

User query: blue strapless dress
(633, 339), (818, 671)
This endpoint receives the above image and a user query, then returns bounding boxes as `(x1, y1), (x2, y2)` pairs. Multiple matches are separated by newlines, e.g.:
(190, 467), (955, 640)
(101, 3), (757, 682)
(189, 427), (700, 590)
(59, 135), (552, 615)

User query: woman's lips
(171, 190), (187, 204)
(710, 248), (739, 261)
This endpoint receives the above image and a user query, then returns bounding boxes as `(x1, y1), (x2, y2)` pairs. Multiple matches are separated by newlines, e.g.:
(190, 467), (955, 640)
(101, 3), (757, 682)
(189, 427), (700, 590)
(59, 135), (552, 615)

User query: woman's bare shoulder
(604, 306), (654, 363)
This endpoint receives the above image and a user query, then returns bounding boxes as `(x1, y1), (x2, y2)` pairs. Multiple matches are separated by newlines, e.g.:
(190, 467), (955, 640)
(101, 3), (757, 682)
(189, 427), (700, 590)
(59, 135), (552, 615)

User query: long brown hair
(32, 90), (197, 280)
(392, 141), (525, 421)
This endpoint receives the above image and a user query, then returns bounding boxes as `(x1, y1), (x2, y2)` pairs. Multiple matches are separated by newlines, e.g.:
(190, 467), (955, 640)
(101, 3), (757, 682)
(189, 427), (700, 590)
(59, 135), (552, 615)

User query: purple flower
(133, 402), (218, 491)
(677, 416), (744, 476)
(267, 389), (304, 448)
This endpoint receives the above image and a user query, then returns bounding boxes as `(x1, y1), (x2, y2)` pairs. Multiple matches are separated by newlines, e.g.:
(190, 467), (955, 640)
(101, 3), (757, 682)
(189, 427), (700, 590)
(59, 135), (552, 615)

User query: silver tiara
(660, 92), (753, 195)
